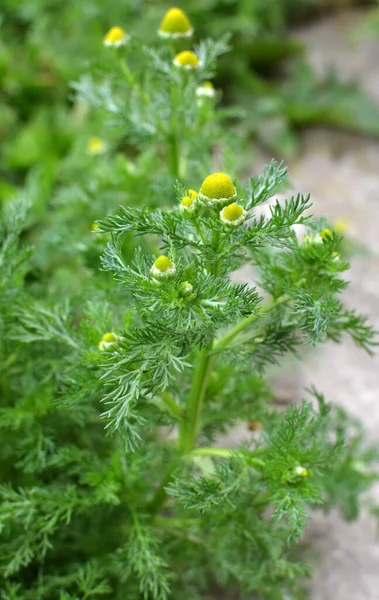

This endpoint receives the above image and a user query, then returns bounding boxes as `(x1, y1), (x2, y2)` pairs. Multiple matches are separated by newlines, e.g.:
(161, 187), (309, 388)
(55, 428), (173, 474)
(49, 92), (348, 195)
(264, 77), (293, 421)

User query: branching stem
(189, 446), (265, 467)
(149, 277), (286, 514)
(168, 80), (181, 179)
(179, 342), (215, 454)
(178, 256), (221, 453)
(161, 391), (183, 420)
(119, 58), (136, 91)
(214, 293), (290, 351)
(148, 457), (181, 514)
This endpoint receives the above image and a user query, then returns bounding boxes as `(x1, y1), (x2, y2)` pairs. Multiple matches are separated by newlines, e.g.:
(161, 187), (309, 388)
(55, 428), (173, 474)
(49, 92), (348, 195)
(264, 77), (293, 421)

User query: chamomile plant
(1, 8), (379, 600)
(19, 7), (238, 301)
(26, 7), (239, 299)
(87, 160), (377, 598)
(73, 8), (233, 188)
(3, 162), (377, 600)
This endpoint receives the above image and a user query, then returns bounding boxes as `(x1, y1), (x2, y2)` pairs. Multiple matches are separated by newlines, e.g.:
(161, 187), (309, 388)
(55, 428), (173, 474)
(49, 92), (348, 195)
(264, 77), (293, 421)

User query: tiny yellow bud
(173, 50), (200, 70)
(151, 255), (176, 279)
(196, 81), (216, 98)
(86, 137), (106, 156)
(158, 7), (193, 39)
(320, 228), (333, 240)
(103, 26), (130, 47)
(199, 172), (237, 207)
(332, 251), (341, 261)
(180, 190), (199, 216)
(302, 234), (313, 247)
(334, 217), (348, 235)
(91, 222), (100, 232)
(154, 256), (174, 271)
(295, 466), (309, 478)
(99, 332), (119, 351)
(181, 196), (193, 208)
(103, 332), (117, 343)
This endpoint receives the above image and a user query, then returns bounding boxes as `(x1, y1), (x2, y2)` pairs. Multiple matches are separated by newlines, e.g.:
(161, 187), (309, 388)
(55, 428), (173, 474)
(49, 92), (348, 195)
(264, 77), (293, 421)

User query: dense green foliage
(1, 4), (379, 600)
(2, 0), (379, 187)
(1, 155), (377, 599)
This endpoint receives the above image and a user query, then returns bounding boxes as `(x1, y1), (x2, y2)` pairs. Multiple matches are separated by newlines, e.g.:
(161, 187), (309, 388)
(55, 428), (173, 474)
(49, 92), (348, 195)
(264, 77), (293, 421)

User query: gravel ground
(289, 131), (379, 600)
(290, 12), (379, 600)
(228, 9), (379, 599)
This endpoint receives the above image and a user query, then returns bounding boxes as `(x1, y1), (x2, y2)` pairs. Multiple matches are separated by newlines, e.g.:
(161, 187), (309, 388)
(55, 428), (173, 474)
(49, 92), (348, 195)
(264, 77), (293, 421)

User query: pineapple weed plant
(3, 0), (379, 185)
(1, 7), (378, 600)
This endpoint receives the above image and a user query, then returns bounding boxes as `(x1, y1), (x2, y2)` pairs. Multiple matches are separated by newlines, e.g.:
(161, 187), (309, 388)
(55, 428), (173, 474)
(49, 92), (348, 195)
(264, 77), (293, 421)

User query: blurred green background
(1, 0), (378, 300)
(2, 0), (378, 186)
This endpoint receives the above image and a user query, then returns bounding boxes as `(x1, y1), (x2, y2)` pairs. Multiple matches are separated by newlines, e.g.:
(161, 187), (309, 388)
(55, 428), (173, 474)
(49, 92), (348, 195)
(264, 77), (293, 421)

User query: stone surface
(289, 142), (379, 599)
(288, 10), (379, 600)
(230, 9), (379, 599)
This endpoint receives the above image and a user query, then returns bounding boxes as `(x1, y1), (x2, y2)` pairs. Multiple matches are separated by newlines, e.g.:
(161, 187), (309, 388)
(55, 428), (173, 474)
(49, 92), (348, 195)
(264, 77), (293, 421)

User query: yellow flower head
(320, 228), (333, 240)
(150, 255), (176, 279)
(180, 189), (198, 213)
(334, 217), (348, 235)
(158, 7), (193, 39)
(295, 466), (309, 478)
(199, 172), (237, 207)
(220, 203), (246, 227)
(99, 332), (119, 351)
(86, 137), (106, 156)
(196, 81), (216, 98)
(103, 26), (130, 47)
(103, 332), (117, 343)
(173, 50), (200, 70)
(181, 195), (194, 209)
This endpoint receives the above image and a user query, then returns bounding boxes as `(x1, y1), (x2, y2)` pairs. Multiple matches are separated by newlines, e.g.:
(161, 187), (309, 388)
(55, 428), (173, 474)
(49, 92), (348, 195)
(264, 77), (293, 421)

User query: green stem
(168, 120), (180, 179)
(189, 447), (235, 459)
(167, 71), (182, 179)
(153, 516), (199, 529)
(179, 342), (215, 454)
(178, 259), (221, 453)
(214, 293), (290, 351)
(148, 457), (180, 514)
(189, 446), (265, 468)
(119, 58), (135, 90)
(161, 391), (183, 420)
(119, 57), (148, 103)
(148, 313), (216, 515)
(147, 259), (223, 513)
(168, 93), (180, 179)
(195, 221), (206, 244)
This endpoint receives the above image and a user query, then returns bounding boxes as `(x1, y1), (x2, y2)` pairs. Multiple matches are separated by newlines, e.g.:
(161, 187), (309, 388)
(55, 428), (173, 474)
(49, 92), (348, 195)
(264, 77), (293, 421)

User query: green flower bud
(294, 465), (309, 478)
(150, 255), (176, 280)
(179, 282), (193, 297)
(99, 332), (119, 351)
(180, 189), (199, 216)
(103, 26), (130, 47)
(158, 8), (193, 39)
(173, 50), (200, 70)
(196, 81), (216, 98)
